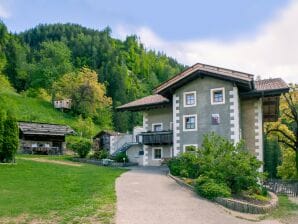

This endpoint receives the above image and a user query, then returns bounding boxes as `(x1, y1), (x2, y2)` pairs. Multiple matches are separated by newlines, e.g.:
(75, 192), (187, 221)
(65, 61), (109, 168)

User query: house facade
(117, 63), (289, 168)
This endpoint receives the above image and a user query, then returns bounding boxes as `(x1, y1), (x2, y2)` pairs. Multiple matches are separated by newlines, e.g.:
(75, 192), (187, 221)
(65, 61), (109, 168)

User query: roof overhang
(153, 63), (254, 96)
(116, 101), (171, 112)
(155, 70), (253, 97)
(240, 87), (290, 98)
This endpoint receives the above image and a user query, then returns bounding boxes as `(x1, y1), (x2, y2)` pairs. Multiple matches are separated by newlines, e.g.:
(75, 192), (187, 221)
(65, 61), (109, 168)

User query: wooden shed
(18, 122), (75, 155)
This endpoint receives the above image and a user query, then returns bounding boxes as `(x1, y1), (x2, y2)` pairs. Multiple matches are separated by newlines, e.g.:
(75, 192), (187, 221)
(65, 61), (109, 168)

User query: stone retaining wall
(168, 173), (278, 214)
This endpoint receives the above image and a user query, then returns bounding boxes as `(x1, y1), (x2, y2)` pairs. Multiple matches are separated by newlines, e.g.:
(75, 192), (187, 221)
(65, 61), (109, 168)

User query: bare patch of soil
(20, 158), (82, 167)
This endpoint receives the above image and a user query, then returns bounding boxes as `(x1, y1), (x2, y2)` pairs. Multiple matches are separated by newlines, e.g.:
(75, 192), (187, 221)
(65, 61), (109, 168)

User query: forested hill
(0, 22), (185, 132)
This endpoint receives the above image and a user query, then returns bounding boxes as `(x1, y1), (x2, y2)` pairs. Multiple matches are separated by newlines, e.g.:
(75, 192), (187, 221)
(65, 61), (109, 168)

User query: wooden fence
(263, 179), (298, 197)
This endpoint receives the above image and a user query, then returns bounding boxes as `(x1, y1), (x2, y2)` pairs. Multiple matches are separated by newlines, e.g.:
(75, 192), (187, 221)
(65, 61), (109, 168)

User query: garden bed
(168, 173), (279, 214)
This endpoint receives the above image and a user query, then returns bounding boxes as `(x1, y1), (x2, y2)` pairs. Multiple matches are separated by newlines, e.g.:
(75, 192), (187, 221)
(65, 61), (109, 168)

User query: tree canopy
(0, 22), (184, 131)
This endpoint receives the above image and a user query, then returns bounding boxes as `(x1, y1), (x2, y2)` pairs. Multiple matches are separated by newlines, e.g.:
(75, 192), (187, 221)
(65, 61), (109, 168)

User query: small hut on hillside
(18, 122), (75, 155)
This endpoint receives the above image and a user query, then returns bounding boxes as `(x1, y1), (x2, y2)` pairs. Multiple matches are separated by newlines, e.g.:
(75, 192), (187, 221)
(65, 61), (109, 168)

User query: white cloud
(0, 3), (10, 18)
(115, 1), (298, 83)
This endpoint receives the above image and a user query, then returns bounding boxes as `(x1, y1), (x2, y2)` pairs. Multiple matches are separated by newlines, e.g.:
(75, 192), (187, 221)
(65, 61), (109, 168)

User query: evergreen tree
(264, 135), (281, 178)
(2, 112), (19, 163)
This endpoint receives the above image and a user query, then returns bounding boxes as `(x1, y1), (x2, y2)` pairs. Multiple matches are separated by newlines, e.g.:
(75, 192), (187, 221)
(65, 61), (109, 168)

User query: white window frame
(152, 123), (163, 132)
(183, 144), (198, 152)
(183, 114), (197, 132)
(210, 87), (225, 105)
(152, 147), (163, 160)
(183, 91), (197, 107)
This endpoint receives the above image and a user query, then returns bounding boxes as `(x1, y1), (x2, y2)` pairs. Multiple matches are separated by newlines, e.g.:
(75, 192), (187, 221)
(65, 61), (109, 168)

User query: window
(152, 123), (163, 132)
(183, 114), (197, 131)
(183, 91), (196, 107)
(153, 148), (162, 160)
(183, 144), (198, 152)
(211, 88), (225, 105)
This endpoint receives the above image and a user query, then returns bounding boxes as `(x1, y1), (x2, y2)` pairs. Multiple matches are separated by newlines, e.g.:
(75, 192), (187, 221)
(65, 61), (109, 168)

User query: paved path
(116, 167), (281, 224)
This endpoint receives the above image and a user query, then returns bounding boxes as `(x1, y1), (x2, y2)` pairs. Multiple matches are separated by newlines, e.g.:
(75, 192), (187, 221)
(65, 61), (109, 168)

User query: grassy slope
(0, 156), (124, 223)
(0, 88), (98, 131)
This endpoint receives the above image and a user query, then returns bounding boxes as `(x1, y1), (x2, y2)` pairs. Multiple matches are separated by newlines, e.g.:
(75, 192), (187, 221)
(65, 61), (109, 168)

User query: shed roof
(18, 122), (75, 136)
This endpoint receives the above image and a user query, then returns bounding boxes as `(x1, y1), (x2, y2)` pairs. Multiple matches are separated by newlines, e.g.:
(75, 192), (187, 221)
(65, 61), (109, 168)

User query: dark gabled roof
(154, 63), (254, 95)
(117, 62), (289, 111)
(116, 94), (170, 111)
(18, 122), (75, 136)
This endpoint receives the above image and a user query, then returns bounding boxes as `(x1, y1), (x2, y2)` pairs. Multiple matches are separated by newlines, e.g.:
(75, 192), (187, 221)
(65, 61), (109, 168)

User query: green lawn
(265, 195), (298, 221)
(0, 156), (125, 223)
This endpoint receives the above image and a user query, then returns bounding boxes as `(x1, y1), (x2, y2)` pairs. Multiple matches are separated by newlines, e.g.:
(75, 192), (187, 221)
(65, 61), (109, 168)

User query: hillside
(0, 22), (185, 131)
(0, 88), (98, 133)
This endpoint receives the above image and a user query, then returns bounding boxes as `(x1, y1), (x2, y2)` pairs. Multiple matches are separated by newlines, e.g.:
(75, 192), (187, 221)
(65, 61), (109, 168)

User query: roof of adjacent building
(18, 122), (75, 136)
(254, 78), (288, 91)
(117, 94), (170, 111)
(117, 62), (289, 111)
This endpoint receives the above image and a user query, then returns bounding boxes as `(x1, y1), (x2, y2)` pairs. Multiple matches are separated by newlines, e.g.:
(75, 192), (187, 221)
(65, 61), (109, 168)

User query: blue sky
(0, 0), (297, 82)
(0, 0), (290, 40)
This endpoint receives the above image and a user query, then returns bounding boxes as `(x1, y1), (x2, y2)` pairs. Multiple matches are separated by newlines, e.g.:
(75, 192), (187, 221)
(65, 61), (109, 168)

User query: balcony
(137, 131), (173, 145)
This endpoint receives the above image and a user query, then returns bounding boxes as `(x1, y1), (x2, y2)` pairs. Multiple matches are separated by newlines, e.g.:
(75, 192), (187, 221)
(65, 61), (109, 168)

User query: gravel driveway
(116, 167), (281, 224)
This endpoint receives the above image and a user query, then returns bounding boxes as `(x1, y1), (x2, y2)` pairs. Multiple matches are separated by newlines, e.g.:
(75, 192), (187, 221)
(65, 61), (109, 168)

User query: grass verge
(0, 155), (125, 223)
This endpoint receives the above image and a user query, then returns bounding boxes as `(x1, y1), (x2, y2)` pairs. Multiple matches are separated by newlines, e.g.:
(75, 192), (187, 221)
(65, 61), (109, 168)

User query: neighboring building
(54, 99), (72, 110)
(117, 63), (289, 167)
(93, 131), (134, 155)
(18, 122), (75, 155)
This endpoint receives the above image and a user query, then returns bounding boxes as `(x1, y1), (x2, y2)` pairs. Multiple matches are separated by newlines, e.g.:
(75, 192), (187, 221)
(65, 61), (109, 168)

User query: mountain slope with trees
(0, 21), (184, 132)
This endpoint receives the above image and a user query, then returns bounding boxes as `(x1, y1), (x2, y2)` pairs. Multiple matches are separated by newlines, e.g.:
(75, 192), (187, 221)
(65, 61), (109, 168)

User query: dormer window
(211, 88), (225, 105)
(184, 91), (196, 107)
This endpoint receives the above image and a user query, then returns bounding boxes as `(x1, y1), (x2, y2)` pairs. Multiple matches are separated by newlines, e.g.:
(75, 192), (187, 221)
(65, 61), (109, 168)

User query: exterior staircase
(112, 142), (139, 156)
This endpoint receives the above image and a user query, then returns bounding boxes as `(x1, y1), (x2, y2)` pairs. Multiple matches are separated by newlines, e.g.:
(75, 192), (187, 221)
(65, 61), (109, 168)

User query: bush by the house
(112, 152), (129, 163)
(70, 139), (92, 158)
(196, 133), (263, 194)
(167, 152), (200, 178)
(0, 111), (19, 163)
(168, 133), (263, 199)
(195, 176), (231, 199)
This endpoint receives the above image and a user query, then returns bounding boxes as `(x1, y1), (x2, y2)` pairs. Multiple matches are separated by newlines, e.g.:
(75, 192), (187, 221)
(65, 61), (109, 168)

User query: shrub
(112, 152), (129, 163)
(71, 139), (91, 158)
(0, 112), (19, 163)
(196, 133), (263, 194)
(167, 152), (200, 178)
(195, 176), (231, 199)
(91, 149), (109, 160)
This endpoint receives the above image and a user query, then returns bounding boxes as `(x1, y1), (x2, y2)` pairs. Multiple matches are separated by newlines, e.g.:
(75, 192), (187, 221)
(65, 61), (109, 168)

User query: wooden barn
(18, 122), (75, 155)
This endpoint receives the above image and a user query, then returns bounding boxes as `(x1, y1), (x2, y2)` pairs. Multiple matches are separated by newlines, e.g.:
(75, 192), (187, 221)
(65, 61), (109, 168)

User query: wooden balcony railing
(137, 131), (173, 145)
